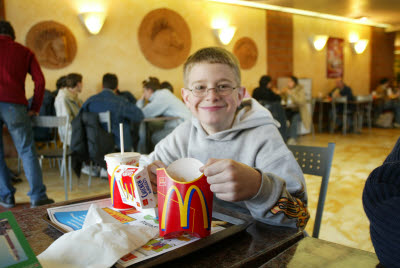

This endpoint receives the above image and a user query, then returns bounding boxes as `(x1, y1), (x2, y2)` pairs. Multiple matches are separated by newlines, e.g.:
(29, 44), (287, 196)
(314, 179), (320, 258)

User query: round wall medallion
(26, 21), (77, 69)
(233, 37), (258, 69)
(138, 8), (191, 69)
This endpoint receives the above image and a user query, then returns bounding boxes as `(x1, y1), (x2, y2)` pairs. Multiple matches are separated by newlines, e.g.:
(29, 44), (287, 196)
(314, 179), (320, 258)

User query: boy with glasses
(146, 47), (309, 228)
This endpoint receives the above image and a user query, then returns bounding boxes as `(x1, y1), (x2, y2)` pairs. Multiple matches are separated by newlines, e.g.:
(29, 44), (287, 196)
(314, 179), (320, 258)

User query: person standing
(0, 20), (54, 208)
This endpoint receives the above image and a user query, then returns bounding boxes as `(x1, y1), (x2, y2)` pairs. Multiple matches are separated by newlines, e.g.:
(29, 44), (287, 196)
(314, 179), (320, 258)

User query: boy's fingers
(199, 158), (219, 173)
(201, 158), (228, 176)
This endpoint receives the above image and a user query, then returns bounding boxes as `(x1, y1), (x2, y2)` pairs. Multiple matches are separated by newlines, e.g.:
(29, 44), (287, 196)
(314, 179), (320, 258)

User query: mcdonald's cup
(104, 152), (140, 209)
(114, 165), (156, 211)
(157, 158), (213, 238)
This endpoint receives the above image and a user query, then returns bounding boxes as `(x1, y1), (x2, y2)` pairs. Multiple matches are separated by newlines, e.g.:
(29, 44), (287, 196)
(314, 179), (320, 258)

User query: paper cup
(104, 152), (140, 209)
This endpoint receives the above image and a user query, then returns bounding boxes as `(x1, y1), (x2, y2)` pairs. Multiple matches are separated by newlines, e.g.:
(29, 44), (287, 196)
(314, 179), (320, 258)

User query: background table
(13, 194), (304, 267)
(261, 237), (379, 267)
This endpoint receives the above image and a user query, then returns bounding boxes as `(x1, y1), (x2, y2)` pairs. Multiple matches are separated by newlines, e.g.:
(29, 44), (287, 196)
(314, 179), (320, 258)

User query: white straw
(119, 123), (124, 154)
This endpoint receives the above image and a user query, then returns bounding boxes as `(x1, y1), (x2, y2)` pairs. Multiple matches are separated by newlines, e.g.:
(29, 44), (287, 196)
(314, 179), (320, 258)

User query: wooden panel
(0, 0), (4, 20)
(266, 10), (293, 83)
(370, 27), (395, 91)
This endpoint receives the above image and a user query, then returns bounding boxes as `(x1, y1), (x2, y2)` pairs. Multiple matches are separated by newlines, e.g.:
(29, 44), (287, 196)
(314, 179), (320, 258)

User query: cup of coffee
(104, 152), (140, 209)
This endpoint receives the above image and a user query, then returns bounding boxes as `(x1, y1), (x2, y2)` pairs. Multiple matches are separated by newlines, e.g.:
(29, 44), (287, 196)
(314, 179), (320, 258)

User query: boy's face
(182, 63), (245, 134)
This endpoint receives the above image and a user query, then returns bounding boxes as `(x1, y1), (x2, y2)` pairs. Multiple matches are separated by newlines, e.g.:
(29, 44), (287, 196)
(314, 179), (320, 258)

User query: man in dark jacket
(81, 73), (144, 151)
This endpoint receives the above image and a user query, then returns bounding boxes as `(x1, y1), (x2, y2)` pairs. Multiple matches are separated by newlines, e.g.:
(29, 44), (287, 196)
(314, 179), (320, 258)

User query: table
(261, 237), (379, 267)
(141, 116), (180, 153)
(314, 97), (372, 135)
(13, 194), (305, 267)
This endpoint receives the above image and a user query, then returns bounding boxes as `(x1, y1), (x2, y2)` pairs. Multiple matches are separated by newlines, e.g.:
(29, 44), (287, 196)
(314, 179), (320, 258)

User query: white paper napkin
(38, 204), (158, 268)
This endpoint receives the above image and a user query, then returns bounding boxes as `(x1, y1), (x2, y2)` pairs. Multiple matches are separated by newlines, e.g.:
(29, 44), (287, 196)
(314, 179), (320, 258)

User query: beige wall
(5, 0), (266, 101)
(293, 15), (371, 96)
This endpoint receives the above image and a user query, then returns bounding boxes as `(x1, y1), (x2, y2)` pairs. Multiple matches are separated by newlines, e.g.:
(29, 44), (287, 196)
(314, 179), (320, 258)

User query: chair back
(287, 142), (335, 238)
(31, 115), (69, 144)
(31, 115), (70, 200)
(98, 111), (111, 133)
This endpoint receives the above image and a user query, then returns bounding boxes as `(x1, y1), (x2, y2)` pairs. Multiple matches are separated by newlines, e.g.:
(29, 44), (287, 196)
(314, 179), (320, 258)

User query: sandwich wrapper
(157, 158), (213, 239)
(38, 204), (158, 268)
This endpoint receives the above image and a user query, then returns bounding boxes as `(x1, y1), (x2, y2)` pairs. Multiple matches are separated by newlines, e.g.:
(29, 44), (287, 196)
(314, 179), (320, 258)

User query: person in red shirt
(0, 20), (54, 208)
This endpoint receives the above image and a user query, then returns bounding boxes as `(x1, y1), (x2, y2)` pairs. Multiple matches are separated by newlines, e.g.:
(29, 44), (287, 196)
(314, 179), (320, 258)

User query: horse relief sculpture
(26, 21), (77, 69)
(138, 8), (191, 69)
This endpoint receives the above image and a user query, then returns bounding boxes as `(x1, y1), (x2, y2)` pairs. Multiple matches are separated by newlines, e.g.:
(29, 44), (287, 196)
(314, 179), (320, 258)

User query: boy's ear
(237, 87), (246, 105)
(181, 88), (191, 106)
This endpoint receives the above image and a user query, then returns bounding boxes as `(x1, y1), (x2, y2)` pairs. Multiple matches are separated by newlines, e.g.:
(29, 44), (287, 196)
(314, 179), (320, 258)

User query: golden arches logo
(160, 185), (210, 231)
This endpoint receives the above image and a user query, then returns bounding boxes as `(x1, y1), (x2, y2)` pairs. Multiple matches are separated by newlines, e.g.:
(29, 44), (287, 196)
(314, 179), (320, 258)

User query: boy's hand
(200, 158), (262, 202)
(147, 160), (167, 193)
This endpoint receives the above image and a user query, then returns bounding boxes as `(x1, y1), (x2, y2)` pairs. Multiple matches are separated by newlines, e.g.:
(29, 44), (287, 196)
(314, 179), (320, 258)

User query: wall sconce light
(308, 35), (329, 51)
(78, 12), (106, 35)
(350, 39), (369, 54)
(213, 26), (236, 45)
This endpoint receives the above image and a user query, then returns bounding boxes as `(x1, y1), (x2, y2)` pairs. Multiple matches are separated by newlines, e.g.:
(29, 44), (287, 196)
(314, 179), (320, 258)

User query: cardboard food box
(114, 165), (156, 211)
(157, 158), (213, 238)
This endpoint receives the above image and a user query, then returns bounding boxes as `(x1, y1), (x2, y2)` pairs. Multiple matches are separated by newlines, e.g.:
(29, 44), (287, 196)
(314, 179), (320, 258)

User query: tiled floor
(4, 127), (400, 253)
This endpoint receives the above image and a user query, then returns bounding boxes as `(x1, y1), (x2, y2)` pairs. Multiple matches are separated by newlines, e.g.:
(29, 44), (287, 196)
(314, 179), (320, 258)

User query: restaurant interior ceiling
(212, 0), (400, 31)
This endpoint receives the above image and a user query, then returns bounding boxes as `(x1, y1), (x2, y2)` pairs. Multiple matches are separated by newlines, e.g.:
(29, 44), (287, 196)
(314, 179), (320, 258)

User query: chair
(353, 95), (373, 133)
(32, 115), (71, 200)
(88, 111), (111, 187)
(287, 142), (335, 238)
(330, 96), (348, 135)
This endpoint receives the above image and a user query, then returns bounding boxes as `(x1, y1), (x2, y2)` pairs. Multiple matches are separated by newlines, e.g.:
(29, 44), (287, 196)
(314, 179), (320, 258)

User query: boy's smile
(182, 63), (245, 134)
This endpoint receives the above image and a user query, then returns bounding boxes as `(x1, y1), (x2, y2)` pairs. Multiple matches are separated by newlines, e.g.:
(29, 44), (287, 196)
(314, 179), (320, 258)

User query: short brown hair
(142, 77), (160, 91)
(65, 73), (82, 88)
(183, 47), (241, 87)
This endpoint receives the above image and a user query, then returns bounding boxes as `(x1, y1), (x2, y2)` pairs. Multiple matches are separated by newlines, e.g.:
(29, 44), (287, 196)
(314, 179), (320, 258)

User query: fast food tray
(43, 209), (250, 267)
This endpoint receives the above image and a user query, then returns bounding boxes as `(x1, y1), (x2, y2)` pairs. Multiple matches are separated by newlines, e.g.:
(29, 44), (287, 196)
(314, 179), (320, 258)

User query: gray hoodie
(147, 98), (309, 229)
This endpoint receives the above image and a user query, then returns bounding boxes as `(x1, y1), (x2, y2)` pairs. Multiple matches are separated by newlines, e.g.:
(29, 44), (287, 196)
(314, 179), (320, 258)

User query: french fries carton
(157, 158), (213, 238)
(114, 165), (156, 211)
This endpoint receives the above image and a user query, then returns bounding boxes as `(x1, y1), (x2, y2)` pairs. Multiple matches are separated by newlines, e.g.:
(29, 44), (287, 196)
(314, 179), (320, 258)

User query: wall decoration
(233, 37), (258, 69)
(326, 37), (344, 78)
(26, 21), (77, 69)
(138, 8), (191, 69)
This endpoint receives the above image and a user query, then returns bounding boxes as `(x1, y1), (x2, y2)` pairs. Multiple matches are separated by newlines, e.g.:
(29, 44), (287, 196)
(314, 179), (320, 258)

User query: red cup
(104, 152), (140, 209)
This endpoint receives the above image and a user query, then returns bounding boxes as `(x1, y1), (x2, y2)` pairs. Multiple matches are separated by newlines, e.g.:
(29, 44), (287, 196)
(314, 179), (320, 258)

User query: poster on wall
(326, 37), (344, 78)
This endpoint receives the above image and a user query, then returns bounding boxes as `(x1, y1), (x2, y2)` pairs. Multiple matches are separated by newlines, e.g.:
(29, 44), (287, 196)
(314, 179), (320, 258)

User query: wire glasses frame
(184, 86), (239, 97)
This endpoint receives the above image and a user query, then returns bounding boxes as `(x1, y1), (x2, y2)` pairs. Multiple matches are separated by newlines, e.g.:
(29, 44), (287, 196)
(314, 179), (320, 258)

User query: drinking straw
(119, 123), (124, 154)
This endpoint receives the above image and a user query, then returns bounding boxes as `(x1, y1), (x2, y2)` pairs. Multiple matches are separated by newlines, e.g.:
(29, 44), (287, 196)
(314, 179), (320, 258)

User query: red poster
(327, 37), (344, 78)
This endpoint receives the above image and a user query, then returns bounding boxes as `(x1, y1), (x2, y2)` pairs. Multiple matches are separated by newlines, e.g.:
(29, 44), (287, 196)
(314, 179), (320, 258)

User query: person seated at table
(328, 78), (355, 101)
(328, 78), (355, 131)
(252, 75), (287, 141)
(278, 76), (311, 145)
(373, 78), (400, 128)
(54, 73), (84, 145)
(363, 136), (400, 267)
(160, 81), (174, 93)
(136, 77), (191, 153)
(145, 47), (309, 229)
(252, 75), (281, 104)
(80, 73), (144, 151)
(116, 89), (137, 104)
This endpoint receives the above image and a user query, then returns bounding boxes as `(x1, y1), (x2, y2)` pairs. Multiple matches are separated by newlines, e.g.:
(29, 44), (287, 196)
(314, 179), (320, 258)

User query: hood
(193, 98), (279, 141)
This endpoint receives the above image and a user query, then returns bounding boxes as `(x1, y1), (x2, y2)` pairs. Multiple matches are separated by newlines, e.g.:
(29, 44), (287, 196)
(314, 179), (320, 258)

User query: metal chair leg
(88, 161), (92, 187)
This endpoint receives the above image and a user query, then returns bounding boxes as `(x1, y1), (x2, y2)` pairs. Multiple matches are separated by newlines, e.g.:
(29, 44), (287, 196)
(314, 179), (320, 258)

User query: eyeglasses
(185, 85), (238, 97)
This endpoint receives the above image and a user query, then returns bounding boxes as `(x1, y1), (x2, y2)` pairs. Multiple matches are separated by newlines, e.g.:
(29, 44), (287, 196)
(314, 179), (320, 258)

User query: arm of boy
(200, 158), (262, 202)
